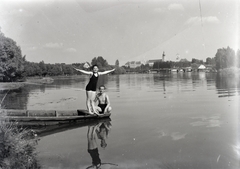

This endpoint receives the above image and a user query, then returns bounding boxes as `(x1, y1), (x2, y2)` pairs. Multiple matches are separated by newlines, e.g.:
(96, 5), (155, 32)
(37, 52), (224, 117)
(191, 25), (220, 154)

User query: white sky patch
(186, 16), (220, 25)
(154, 7), (164, 13)
(45, 42), (63, 49)
(168, 3), (184, 11)
(65, 48), (77, 53)
(27, 46), (37, 51)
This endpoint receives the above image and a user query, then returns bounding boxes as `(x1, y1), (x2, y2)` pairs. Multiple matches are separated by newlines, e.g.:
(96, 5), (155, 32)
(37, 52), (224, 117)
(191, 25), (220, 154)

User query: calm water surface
(1, 73), (240, 169)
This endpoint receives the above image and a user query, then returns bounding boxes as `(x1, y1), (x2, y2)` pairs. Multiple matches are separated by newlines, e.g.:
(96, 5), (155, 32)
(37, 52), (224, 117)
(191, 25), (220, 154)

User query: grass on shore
(0, 93), (40, 168)
(0, 120), (40, 169)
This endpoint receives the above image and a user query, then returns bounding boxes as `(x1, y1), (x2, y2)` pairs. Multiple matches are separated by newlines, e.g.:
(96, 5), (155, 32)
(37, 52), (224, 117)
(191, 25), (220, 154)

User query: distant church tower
(162, 51), (165, 62)
(176, 53), (180, 61)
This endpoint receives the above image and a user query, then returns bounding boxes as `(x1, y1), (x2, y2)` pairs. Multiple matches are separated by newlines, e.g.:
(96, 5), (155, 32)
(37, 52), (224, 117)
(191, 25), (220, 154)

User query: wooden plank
(2, 113), (110, 122)
(2, 109), (27, 116)
(56, 110), (78, 116)
(28, 110), (56, 117)
(0, 109), (111, 125)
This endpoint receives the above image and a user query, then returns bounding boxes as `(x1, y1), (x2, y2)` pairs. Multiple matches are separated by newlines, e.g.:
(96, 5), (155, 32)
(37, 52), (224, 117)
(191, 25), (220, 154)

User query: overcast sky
(0, 0), (239, 65)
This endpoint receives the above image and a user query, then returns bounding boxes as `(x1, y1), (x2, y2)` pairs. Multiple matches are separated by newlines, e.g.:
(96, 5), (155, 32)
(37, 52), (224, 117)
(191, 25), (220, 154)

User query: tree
(192, 58), (203, 64)
(215, 46), (235, 70)
(206, 57), (211, 64)
(91, 56), (109, 70)
(237, 49), (240, 68)
(153, 61), (171, 69)
(115, 59), (119, 67)
(206, 57), (216, 65)
(0, 32), (25, 81)
(39, 61), (47, 76)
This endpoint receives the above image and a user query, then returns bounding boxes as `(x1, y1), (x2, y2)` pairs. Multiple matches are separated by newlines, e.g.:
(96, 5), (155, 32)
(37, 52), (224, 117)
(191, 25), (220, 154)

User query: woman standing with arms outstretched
(73, 65), (115, 115)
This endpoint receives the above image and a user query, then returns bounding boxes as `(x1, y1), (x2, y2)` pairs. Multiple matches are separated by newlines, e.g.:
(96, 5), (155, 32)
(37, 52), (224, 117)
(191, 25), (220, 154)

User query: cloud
(45, 42), (63, 48)
(186, 16), (220, 25)
(65, 48), (77, 53)
(168, 3), (184, 11)
(154, 7), (164, 13)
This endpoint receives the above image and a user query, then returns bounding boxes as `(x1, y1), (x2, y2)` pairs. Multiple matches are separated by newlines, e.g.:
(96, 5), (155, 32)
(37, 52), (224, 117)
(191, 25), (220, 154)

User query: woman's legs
(86, 91), (99, 115)
(86, 91), (94, 114)
(89, 91), (100, 115)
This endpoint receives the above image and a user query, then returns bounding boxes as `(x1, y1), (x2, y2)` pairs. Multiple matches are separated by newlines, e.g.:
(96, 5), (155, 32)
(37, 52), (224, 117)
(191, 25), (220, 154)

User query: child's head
(99, 85), (106, 93)
(91, 64), (99, 73)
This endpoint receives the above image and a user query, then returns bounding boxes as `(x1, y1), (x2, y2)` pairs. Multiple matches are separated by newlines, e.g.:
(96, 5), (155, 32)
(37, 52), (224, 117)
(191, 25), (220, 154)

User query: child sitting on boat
(94, 85), (112, 114)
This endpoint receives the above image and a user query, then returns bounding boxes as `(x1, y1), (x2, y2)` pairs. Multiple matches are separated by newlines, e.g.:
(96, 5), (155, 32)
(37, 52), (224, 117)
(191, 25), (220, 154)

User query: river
(1, 72), (240, 169)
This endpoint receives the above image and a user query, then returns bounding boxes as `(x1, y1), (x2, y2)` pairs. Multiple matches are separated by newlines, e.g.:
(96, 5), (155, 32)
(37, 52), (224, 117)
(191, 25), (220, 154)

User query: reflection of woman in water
(87, 124), (102, 168)
(86, 122), (116, 169)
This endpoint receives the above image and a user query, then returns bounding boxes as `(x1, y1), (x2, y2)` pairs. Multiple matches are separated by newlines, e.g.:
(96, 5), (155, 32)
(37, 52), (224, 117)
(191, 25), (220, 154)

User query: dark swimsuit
(86, 73), (99, 91)
(98, 104), (107, 114)
(97, 94), (108, 114)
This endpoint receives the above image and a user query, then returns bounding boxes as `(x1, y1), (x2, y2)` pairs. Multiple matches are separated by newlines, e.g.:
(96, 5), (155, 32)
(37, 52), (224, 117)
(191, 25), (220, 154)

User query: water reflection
(34, 118), (117, 168)
(86, 121), (116, 169)
(1, 73), (240, 111)
(0, 88), (29, 109)
(215, 74), (240, 97)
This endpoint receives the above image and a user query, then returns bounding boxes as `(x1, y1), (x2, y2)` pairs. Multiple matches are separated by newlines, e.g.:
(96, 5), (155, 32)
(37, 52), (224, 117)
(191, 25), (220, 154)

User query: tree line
(149, 46), (240, 71)
(0, 31), (239, 82)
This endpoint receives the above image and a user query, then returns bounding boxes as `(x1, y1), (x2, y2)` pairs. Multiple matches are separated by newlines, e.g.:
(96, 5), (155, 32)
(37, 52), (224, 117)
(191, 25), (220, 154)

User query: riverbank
(0, 82), (25, 91)
(0, 77), (54, 91)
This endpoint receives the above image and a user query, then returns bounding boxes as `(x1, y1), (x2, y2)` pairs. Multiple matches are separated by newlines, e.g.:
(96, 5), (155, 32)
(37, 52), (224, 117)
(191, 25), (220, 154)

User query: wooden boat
(0, 109), (111, 126)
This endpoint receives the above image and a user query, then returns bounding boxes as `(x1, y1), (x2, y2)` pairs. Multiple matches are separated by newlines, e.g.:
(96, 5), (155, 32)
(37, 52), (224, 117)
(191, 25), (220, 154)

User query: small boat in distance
(0, 109), (111, 126)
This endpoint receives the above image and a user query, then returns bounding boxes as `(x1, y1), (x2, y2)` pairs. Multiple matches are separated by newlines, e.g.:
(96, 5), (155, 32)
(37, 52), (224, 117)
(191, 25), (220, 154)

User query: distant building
(176, 53), (180, 61)
(162, 51), (165, 62)
(198, 64), (206, 71)
(146, 59), (162, 67)
(83, 62), (91, 69)
(124, 62), (130, 67)
(125, 61), (143, 68)
(185, 67), (192, 72)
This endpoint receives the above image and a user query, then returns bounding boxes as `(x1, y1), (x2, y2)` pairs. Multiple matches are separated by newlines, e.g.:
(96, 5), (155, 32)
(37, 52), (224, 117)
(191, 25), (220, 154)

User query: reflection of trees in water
(215, 74), (240, 97)
(97, 75), (120, 92)
(115, 75), (120, 92)
(153, 74), (168, 92)
(53, 76), (86, 88)
(0, 87), (29, 109)
(0, 76), (88, 109)
(97, 75), (109, 89)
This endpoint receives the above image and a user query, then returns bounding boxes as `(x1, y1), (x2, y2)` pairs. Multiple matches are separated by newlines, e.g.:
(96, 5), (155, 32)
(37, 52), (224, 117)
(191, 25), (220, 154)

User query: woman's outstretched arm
(72, 66), (93, 75)
(99, 68), (115, 75)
